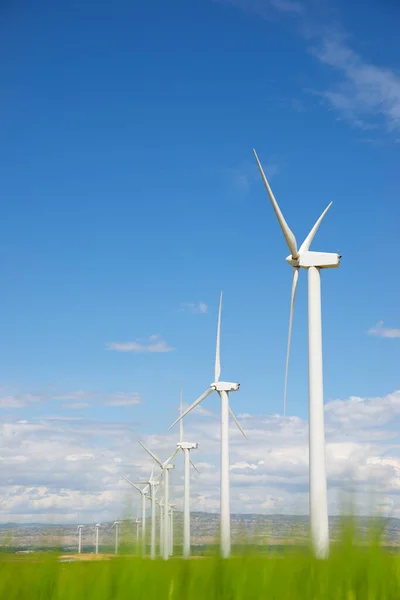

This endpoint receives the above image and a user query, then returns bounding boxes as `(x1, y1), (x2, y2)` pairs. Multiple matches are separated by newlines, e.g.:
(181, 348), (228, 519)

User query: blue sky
(0, 0), (399, 521)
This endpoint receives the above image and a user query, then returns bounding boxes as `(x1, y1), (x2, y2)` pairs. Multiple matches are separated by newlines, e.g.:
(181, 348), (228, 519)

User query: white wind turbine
(169, 503), (176, 556)
(176, 387), (199, 559)
(133, 507), (141, 549)
(77, 525), (83, 554)
(94, 523), (101, 555)
(169, 292), (247, 558)
(122, 475), (149, 555)
(156, 496), (164, 556)
(253, 149), (341, 558)
(139, 441), (178, 561)
(123, 467), (159, 559)
(112, 520), (122, 555)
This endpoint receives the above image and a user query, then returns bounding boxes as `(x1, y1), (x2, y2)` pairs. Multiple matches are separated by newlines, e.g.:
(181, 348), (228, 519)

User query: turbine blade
(299, 202), (333, 254)
(168, 387), (214, 430)
(139, 441), (163, 468)
(122, 476), (143, 494)
(215, 292), (222, 383)
(190, 459), (200, 474)
(179, 386), (184, 444)
(253, 149), (298, 258)
(284, 267), (299, 417)
(163, 447), (179, 468)
(228, 406), (247, 439)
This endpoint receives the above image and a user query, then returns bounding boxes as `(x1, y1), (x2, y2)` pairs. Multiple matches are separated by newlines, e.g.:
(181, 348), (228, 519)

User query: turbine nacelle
(286, 251), (341, 269)
(212, 381), (240, 392)
(177, 442), (198, 450)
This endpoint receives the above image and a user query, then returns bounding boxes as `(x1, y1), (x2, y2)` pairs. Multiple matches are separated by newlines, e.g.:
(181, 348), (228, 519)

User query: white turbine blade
(168, 387), (214, 430)
(190, 460), (200, 474)
(163, 447), (179, 468)
(284, 267), (299, 417)
(122, 475), (143, 494)
(139, 441), (163, 468)
(298, 202), (333, 254)
(215, 292), (222, 383)
(179, 386), (184, 444)
(228, 406), (247, 439)
(253, 149), (298, 258)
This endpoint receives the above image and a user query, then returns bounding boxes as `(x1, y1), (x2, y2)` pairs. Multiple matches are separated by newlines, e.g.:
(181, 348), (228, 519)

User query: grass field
(1, 528), (400, 599)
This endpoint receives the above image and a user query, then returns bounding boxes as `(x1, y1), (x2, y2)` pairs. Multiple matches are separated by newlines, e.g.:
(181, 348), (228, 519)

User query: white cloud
(62, 403), (91, 410)
(2, 389), (400, 523)
(53, 390), (94, 401)
(215, 0), (303, 17)
(0, 393), (43, 409)
(368, 321), (400, 339)
(228, 162), (279, 192)
(106, 335), (175, 353)
(179, 302), (208, 315)
(103, 393), (141, 407)
(269, 0), (303, 13)
(310, 37), (400, 132)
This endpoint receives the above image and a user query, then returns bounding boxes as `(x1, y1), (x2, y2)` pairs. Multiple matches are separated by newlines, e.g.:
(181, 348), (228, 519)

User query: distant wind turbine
(169, 293), (247, 558)
(77, 525), (83, 554)
(139, 441), (178, 561)
(253, 149), (341, 558)
(122, 475), (149, 555)
(112, 520), (122, 555)
(169, 503), (176, 556)
(176, 386), (199, 559)
(94, 523), (101, 555)
(124, 467), (159, 559)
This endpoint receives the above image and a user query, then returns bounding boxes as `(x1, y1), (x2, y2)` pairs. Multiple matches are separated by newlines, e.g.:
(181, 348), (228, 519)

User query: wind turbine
(133, 507), (141, 550)
(176, 387), (199, 559)
(122, 475), (149, 555)
(112, 520), (122, 555)
(77, 525), (83, 554)
(156, 496), (164, 556)
(253, 149), (341, 558)
(169, 293), (247, 558)
(94, 523), (101, 555)
(169, 503), (176, 556)
(124, 467), (160, 559)
(139, 441), (178, 561)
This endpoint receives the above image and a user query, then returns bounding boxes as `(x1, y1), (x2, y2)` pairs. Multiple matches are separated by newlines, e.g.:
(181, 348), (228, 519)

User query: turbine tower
(139, 441), (178, 561)
(176, 387), (199, 559)
(122, 475), (149, 555)
(133, 507), (141, 549)
(94, 523), (101, 555)
(156, 496), (164, 556)
(112, 520), (122, 555)
(123, 468), (159, 559)
(253, 149), (340, 558)
(169, 503), (176, 556)
(77, 525), (83, 554)
(169, 293), (247, 558)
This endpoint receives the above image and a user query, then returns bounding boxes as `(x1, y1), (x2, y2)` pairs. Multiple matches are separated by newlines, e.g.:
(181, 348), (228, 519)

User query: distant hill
(0, 513), (399, 552)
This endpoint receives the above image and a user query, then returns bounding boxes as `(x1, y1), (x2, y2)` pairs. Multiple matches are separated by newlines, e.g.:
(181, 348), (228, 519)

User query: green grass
(2, 525), (400, 599)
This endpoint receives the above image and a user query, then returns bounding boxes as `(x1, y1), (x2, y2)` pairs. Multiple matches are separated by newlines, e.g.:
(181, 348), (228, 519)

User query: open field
(2, 532), (400, 599)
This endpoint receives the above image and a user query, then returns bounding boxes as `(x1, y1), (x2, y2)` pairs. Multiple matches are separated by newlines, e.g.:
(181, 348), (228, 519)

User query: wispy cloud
(53, 390), (93, 402)
(179, 302), (208, 315)
(228, 161), (278, 192)
(368, 321), (400, 339)
(310, 37), (400, 132)
(270, 0), (303, 13)
(103, 393), (141, 407)
(0, 393), (42, 409)
(106, 335), (175, 353)
(215, 0), (303, 17)
(62, 402), (91, 410)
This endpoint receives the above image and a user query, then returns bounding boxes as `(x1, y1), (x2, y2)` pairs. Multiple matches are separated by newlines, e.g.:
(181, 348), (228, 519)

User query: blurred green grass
(2, 531), (400, 600)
